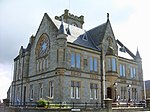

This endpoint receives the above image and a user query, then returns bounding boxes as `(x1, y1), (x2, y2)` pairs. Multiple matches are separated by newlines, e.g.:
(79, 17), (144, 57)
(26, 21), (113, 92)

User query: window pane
(123, 65), (125, 76)
(130, 67), (133, 78)
(30, 84), (33, 99)
(94, 89), (98, 99)
(112, 58), (116, 71)
(107, 58), (111, 71)
(89, 57), (93, 71)
(90, 89), (92, 99)
(39, 83), (43, 98)
(94, 58), (97, 71)
(76, 87), (80, 99)
(133, 68), (136, 77)
(76, 54), (80, 68)
(71, 87), (75, 98)
(49, 81), (54, 98)
(120, 64), (123, 76)
(71, 53), (75, 67)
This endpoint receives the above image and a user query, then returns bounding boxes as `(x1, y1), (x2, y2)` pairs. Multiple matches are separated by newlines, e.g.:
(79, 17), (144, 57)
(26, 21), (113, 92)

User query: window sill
(70, 67), (81, 71)
(90, 71), (98, 73)
(71, 97), (80, 100)
(106, 71), (117, 73)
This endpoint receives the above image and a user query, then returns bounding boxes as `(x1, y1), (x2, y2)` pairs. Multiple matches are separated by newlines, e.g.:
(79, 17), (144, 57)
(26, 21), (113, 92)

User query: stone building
(9, 9), (145, 105)
(145, 80), (150, 98)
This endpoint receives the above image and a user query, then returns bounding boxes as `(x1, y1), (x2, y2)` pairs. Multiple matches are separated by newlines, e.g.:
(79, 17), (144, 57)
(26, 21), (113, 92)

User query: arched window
(35, 33), (50, 73)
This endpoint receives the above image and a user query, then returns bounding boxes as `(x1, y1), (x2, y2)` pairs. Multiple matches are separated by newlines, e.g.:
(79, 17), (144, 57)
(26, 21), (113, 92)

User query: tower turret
(55, 9), (84, 28)
(56, 19), (67, 68)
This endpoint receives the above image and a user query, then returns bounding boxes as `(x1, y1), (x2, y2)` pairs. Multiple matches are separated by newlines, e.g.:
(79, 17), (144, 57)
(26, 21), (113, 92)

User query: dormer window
(71, 22), (78, 27)
(82, 31), (88, 41)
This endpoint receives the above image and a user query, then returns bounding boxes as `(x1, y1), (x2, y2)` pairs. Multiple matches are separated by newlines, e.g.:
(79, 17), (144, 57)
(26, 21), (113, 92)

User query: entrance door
(107, 87), (112, 99)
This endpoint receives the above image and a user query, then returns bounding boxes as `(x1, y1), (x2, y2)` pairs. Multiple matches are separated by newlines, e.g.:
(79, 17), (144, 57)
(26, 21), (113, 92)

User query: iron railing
(8, 101), (103, 109)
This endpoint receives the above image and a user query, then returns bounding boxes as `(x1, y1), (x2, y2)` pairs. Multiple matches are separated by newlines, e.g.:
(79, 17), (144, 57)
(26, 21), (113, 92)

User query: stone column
(104, 98), (112, 112)
(146, 98), (150, 110)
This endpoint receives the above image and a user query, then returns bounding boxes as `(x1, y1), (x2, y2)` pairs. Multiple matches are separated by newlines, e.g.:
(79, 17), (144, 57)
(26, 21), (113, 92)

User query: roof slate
(51, 17), (108, 51)
(86, 22), (107, 46)
(73, 33), (99, 50)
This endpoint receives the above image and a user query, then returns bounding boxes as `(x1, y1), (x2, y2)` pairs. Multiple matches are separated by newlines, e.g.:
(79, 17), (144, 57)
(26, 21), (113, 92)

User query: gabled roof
(44, 13), (112, 51)
(86, 22), (107, 46)
(35, 13), (139, 59)
(73, 32), (99, 50)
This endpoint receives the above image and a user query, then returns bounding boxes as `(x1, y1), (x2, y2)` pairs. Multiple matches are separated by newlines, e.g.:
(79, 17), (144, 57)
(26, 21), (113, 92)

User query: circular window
(36, 34), (50, 58)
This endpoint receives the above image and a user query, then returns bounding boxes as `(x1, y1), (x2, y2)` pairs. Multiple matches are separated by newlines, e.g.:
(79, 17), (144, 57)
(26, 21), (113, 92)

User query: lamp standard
(127, 84), (131, 103)
(113, 82), (117, 102)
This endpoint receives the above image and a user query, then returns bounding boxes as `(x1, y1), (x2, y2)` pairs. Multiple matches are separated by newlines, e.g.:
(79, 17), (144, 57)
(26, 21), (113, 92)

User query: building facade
(9, 9), (145, 105)
(145, 80), (150, 98)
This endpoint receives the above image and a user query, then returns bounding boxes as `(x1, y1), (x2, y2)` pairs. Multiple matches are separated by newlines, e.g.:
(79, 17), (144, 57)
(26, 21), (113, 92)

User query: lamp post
(127, 84), (131, 103)
(113, 82), (117, 102)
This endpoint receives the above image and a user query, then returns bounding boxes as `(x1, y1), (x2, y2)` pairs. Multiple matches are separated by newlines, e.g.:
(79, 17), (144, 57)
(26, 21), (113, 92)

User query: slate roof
(52, 17), (108, 50)
(86, 22), (107, 46)
(14, 13), (141, 61)
(73, 32), (99, 50)
(73, 22), (108, 50)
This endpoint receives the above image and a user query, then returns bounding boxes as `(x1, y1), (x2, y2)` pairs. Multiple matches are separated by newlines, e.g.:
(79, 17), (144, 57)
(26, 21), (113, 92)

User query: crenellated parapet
(55, 9), (84, 28)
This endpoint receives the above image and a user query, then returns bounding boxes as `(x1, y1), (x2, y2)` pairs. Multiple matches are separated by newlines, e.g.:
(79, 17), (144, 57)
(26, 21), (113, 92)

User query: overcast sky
(0, 0), (150, 100)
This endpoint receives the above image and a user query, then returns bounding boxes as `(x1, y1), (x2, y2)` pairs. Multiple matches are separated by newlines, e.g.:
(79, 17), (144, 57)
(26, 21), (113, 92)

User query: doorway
(107, 87), (112, 99)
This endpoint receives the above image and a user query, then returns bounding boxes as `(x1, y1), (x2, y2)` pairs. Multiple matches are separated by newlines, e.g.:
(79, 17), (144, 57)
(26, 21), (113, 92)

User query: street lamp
(127, 84), (131, 103)
(113, 82), (117, 102)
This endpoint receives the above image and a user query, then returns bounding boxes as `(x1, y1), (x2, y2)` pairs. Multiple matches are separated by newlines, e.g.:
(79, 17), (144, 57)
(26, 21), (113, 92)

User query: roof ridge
(117, 39), (135, 58)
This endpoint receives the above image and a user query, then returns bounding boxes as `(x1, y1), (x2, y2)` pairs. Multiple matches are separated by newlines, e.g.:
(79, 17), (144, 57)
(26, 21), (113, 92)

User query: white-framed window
(130, 67), (136, 78)
(107, 57), (117, 72)
(71, 81), (80, 99)
(71, 52), (81, 69)
(120, 64), (126, 77)
(16, 86), (20, 103)
(36, 58), (49, 72)
(29, 84), (34, 101)
(112, 58), (117, 71)
(39, 83), (43, 99)
(49, 81), (54, 99)
(90, 83), (98, 99)
(132, 88), (137, 100)
(89, 57), (98, 72)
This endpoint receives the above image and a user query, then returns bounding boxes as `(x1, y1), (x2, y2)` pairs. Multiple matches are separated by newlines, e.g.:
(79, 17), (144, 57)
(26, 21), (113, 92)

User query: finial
(58, 16), (65, 34)
(107, 13), (109, 20)
(66, 24), (71, 35)
(136, 47), (141, 59)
